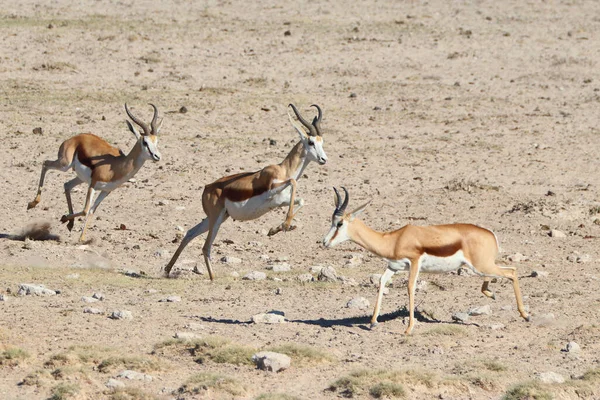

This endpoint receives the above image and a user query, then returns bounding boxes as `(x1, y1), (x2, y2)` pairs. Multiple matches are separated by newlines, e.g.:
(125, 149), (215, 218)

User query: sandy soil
(1, 0), (600, 399)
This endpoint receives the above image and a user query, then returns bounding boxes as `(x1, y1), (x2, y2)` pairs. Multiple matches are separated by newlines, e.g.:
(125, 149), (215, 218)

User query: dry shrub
(328, 369), (438, 398)
(97, 355), (164, 373)
(178, 373), (245, 397)
(49, 383), (80, 400)
(266, 343), (335, 366)
(502, 381), (552, 400)
(108, 387), (159, 400)
(0, 347), (29, 366)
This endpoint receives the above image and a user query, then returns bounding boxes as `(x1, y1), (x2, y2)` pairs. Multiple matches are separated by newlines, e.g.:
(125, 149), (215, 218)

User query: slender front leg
(164, 218), (210, 277)
(64, 177), (84, 232)
(267, 179), (298, 236)
(370, 267), (396, 328)
(405, 258), (420, 335)
(201, 209), (229, 281)
(79, 191), (108, 242)
(61, 186), (95, 230)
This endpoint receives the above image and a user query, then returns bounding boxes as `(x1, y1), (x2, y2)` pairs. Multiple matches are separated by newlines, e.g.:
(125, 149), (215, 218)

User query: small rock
(452, 312), (470, 323)
(309, 265), (324, 274)
(469, 305), (492, 316)
(275, 288), (283, 295)
(297, 273), (313, 283)
(346, 297), (370, 309)
(105, 378), (125, 389)
(259, 254), (270, 261)
(230, 271), (240, 278)
(92, 293), (105, 300)
(339, 276), (358, 286)
(252, 351), (291, 372)
(344, 253), (363, 267)
(508, 253), (528, 262)
(176, 225), (185, 232)
(318, 266), (338, 282)
(159, 296), (181, 303)
(81, 296), (99, 303)
(18, 283), (56, 296)
(488, 323), (505, 330)
(83, 307), (104, 315)
(174, 332), (201, 340)
(145, 288), (158, 294)
(564, 341), (581, 353)
(416, 280), (428, 292)
(537, 371), (565, 384)
(370, 274), (382, 285)
(123, 270), (143, 278)
(0, 294), (6, 302)
(221, 256), (242, 264)
(429, 346), (444, 355)
(531, 270), (549, 278)
(267, 263), (291, 272)
(154, 249), (170, 258)
(109, 310), (133, 320)
(247, 241), (263, 247)
(500, 305), (513, 311)
(33, 127), (43, 135)
(533, 313), (556, 326)
(22, 238), (38, 250)
(118, 370), (153, 382)
(243, 271), (267, 281)
(549, 229), (566, 238)
(157, 200), (169, 206)
(252, 311), (286, 324)
(576, 254), (591, 263)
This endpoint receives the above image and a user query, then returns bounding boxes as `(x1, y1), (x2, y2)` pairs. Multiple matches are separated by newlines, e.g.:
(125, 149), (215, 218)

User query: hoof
(67, 222), (74, 232)
(369, 322), (379, 330)
(60, 215), (69, 224)
(267, 227), (280, 237)
(27, 202), (37, 210)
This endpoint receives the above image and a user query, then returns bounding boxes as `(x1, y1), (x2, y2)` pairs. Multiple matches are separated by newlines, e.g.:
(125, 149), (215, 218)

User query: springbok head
(322, 187), (371, 248)
(288, 103), (328, 165)
(125, 103), (162, 162)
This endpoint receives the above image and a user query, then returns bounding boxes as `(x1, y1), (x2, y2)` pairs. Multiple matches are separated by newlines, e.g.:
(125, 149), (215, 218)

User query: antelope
(164, 103), (328, 280)
(27, 104), (163, 241)
(322, 187), (529, 335)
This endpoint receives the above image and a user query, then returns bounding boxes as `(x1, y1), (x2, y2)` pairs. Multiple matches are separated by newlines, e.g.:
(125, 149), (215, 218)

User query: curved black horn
(340, 186), (350, 214)
(124, 103), (150, 135)
(310, 104), (323, 135)
(333, 187), (342, 215)
(149, 103), (159, 134)
(289, 103), (317, 136)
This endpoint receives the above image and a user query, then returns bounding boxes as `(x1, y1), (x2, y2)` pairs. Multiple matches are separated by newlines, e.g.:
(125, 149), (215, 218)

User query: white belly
(225, 186), (292, 221)
(419, 250), (467, 273)
(386, 250), (468, 274)
(72, 155), (126, 192)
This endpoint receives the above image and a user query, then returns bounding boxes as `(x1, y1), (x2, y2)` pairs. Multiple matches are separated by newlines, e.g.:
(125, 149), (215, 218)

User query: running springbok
(322, 187), (529, 335)
(27, 104), (162, 241)
(164, 103), (328, 280)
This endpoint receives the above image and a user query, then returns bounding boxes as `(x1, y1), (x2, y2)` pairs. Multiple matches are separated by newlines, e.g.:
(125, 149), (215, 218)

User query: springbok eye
(336, 221), (343, 228)
(309, 140), (315, 146)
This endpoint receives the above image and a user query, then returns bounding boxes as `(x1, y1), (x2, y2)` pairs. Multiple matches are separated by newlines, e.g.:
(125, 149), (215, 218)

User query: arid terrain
(1, 0), (600, 399)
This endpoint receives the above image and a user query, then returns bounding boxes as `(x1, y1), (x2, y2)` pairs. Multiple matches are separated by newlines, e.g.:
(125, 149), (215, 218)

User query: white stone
(318, 266), (338, 282)
(370, 274), (382, 285)
(346, 297), (370, 309)
(576, 254), (591, 263)
(0, 294), (6, 302)
(309, 265), (324, 274)
(252, 351), (291, 372)
(221, 256), (242, 264)
(118, 370), (153, 382)
(508, 253), (528, 262)
(105, 378), (125, 389)
(469, 304), (492, 316)
(565, 341), (581, 353)
(243, 271), (267, 281)
(452, 312), (470, 323)
(159, 296), (181, 303)
(92, 293), (105, 300)
(252, 312), (286, 324)
(18, 283), (56, 296)
(537, 371), (565, 384)
(109, 310), (133, 320)
(267, 263), (291, 272)
(550, 229), (566, 238)
(81, 296), (99, 303)
(83, 307), (104, 315)
(297, 273), (313, 283)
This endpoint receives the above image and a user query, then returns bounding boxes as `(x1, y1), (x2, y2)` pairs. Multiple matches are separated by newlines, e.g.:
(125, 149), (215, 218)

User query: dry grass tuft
(266, 343), (335, 366)
(192, 336), (255, 366)
(49, 383), (80, 400)
(97, 355), (164, 373)
(328, 369), (439, 398)
(20, 369), (52, 387)
(108, 387), (160, 400)
(0, 347), (29, 366)
(501, 381), (552, 400)
(178, 373), (245, 397)
(255, 394), (302, 400)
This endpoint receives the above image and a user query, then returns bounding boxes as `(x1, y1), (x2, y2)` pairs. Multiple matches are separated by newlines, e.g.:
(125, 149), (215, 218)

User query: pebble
(530, 270), (549, 278)
(452, 312), (470, 323)
(549, 229), (566, 238)
(109, 310), (133, 320)
(252, 311), (286, 324)
(297, 273), (313, 283)
(18, 283), (56, 296)
(344, 253), (363, 267)
(105, 378), (125, 389)
(221, 256), (242, 264)
(318, 266), (338, 282)
(123, 270), (143, 278)
(92, 293), (105, 300)
(159, 296), (181, 303)
(252, 351), (291, 372)
(83, 307), (104, 315)
(339, 276), (358, 286)
(469, 305), (492, 316)
(0, 294), (5, 302)
(537, 371), (565, 384)
(243, 271), (267, 281)
(488, 323), (505, 330)
(81, 296), (99, 303)
(565, 341), (581, 353)
(118, 370), (153, 382)
(508, 253), (528, 262)
(267, 263), (291, 272)
(346, 297), (370, 309)
(309, 265), (324, 274)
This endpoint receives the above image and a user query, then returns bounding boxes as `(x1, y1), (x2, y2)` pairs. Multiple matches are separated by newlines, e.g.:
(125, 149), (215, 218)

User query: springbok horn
(124, 104), (150, 136)
(340, 186), (350, 214)
(289, 104), (317, 136)
(310, 104), (323, 135)
(149, 103), (159, 134)
(333, 187), (343, 215)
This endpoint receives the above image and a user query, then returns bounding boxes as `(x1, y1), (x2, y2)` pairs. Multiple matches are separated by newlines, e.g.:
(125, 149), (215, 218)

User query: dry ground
(1, 0), (600, 399)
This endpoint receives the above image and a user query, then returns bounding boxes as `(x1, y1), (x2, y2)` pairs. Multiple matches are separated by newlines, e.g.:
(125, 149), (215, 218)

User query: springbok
(164, 103), (328, 280)
(322, 187), (529, 335)
(27, 104), (163, 241)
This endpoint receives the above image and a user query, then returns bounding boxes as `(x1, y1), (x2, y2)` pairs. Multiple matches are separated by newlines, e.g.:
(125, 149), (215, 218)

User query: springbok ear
(126, 120), (142, 139)
(288, 112), (309, 141)
(348, 200), (371, 221)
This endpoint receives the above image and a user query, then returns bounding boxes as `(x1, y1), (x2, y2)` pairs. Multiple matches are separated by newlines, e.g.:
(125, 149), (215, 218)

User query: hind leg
(479, 264), (529, 321)
(28, 159), (70, 209)
(481, 278), (496, 300)
(164, 218), (210, 277)
(201, 208), (229, 280)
